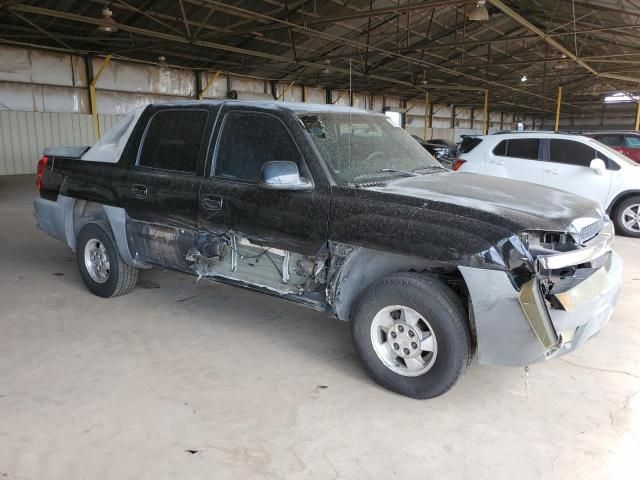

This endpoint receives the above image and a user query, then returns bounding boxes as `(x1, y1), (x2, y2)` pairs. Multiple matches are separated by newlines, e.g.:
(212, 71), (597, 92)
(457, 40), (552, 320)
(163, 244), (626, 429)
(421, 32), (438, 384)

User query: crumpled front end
(460, 218), (623, 366)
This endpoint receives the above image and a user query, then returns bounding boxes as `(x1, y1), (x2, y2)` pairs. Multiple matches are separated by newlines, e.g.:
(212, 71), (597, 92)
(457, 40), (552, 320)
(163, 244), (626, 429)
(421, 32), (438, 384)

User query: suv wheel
(350, 272), (471, 399)
(613, 196), (640, 238)
(76, 221), (139, 298)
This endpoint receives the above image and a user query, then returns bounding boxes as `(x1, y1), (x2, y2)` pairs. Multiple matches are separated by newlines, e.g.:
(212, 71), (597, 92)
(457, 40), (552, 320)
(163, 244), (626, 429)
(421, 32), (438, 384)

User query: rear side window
(625, 135), (640, 148)
(549, 139), (594, 167)
(505, 139), (540, 160)
(138, 110), (208, 172)
(596, 135), (623, 147)
(215, 112), (301, 182)
(493, 140), (507, 156)
(458, 136), (482, 154)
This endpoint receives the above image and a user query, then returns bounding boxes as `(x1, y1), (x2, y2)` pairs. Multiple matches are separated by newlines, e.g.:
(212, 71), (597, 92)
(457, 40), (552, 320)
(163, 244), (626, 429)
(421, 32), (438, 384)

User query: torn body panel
(460, 250), (623, 366)
(186, 234), (311, 296)
(125, 218), (328, 304)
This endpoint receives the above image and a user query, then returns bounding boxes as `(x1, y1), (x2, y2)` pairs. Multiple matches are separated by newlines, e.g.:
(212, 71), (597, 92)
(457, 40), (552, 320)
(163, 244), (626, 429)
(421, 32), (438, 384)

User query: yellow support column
(332, 89), (350, 105)
(635, 100), (640, 131)
(483, 89), (489, 135)
(90, 54), (112, 141)
(276, 80), (295, 101)
(199, 70), (222, 100)
(555, 86), (563, 132)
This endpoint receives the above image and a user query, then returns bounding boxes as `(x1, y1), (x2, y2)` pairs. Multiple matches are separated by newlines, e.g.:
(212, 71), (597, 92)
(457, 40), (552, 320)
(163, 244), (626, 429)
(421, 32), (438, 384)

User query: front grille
(578, 219), (603, 244)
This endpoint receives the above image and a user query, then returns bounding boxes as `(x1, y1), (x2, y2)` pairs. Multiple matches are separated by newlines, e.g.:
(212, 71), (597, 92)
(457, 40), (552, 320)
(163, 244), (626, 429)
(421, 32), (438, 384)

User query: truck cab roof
(139, 99), (373, 115)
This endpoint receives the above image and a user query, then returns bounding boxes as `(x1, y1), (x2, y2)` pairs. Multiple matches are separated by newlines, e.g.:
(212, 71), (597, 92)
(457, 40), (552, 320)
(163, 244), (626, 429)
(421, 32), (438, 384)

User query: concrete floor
(1, 174), (639, 480)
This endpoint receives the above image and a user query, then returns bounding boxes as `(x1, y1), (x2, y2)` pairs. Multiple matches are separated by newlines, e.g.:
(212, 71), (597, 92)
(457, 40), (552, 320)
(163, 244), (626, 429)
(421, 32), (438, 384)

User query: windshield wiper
(378, 168), (419, 177)
(412, 165), (447, 173)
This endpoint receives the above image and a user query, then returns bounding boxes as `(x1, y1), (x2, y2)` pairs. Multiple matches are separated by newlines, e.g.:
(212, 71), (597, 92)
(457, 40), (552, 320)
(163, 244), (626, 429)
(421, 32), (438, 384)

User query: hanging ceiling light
(521, 74), (528, 82)
(468, 1), (489, 21)
(98, 7), (118, 33)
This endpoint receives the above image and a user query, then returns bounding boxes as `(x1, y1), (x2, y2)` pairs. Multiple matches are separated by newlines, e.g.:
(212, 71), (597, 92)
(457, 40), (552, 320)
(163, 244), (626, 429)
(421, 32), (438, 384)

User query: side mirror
(258, 161), (313, 191)
(590, 158), (606, 176)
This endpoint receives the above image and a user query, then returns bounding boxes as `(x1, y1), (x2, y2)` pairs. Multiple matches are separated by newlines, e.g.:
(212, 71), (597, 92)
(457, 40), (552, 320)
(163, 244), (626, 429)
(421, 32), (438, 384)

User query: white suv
(454, 132), (640, 237)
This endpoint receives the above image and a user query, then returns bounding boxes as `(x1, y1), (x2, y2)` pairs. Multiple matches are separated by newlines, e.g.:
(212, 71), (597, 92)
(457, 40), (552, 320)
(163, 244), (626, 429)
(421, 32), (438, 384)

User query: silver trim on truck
(536, 221), (614, 271)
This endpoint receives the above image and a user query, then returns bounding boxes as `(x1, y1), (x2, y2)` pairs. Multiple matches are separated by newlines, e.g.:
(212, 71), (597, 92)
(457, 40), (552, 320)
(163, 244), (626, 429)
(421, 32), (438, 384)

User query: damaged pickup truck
(34, 101), (623, 399)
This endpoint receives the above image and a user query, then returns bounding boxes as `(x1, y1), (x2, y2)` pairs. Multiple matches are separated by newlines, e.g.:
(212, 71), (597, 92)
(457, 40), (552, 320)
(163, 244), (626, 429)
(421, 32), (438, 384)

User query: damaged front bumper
(459, 234), (623, 366)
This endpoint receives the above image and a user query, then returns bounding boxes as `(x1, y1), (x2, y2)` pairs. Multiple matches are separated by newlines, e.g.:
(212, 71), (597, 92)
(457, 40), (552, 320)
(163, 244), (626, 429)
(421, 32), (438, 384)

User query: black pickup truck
(35, 100), (622, 398)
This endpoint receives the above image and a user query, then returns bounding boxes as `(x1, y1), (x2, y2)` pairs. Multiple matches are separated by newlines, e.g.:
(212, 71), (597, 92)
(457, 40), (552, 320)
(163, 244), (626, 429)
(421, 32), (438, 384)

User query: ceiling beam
(488, 0), (640, 83)
(5, 4), (423, 91)
(2, 2), (614, 113)
(199, 0), (469, 38)
(8, 9), (73, 50)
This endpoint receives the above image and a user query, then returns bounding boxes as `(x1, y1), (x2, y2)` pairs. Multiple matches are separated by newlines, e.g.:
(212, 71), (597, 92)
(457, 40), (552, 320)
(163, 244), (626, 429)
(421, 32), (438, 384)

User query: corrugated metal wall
(0, 111), (120, 175)
(0, 44), (542, 176)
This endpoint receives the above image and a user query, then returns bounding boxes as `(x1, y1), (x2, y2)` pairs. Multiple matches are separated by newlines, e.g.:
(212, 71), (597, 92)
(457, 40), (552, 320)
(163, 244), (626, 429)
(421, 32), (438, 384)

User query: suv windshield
(299, 112), (441, 185)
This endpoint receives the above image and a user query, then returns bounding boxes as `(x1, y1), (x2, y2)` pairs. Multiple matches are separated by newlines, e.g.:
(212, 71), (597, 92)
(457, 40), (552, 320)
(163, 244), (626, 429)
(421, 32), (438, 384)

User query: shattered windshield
(299, 112), (443, 185)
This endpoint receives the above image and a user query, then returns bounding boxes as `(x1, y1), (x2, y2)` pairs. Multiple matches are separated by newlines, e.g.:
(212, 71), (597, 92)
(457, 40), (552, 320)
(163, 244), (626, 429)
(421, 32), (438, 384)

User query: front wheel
(613, 196), (640, 238)
(351, 273), (471, 399)
(76, 221), (139, 298)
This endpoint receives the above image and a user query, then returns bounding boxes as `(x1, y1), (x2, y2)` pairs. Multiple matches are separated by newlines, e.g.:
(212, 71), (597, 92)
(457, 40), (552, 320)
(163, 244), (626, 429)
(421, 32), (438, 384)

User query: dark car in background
(411, 135), (458, 168)
(585, 131), (640, 163)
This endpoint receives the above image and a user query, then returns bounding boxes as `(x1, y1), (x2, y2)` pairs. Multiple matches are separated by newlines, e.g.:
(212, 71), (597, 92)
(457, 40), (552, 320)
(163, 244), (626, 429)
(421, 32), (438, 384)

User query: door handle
(131, 184), (148, 199)
(494, 161), (504, 166)
(544, 168), (559, 175)
(201, 194), (223, 211)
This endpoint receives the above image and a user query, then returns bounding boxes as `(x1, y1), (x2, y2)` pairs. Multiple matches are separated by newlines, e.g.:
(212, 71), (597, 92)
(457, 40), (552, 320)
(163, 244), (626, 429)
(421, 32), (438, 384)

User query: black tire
(351, 272), (471, 399)
(76, 221), (139, 298)
(613, 196), (640, 238)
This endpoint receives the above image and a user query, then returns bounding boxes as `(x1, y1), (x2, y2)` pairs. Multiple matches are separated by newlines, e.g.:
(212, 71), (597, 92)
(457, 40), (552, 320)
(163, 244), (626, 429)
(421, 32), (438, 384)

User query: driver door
(198, 105), (330, 256)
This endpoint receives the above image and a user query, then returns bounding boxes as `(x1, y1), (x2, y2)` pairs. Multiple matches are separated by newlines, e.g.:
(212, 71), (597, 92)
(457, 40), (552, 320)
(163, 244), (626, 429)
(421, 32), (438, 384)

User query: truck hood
(367, 172), (603, 234)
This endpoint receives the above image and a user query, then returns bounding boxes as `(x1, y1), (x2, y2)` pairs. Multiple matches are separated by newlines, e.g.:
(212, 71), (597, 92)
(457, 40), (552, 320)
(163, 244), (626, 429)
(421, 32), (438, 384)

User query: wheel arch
(69, 199), (148, 268)
(606, 190), (640, 216)
(330, 246), (466, 322)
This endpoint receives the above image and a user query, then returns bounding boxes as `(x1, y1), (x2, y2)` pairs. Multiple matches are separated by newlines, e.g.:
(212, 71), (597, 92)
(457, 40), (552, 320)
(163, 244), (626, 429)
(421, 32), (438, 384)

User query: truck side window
(549, 139), (593, 167)
(138, 109), (208, 173)
(215, 112), (301, 182)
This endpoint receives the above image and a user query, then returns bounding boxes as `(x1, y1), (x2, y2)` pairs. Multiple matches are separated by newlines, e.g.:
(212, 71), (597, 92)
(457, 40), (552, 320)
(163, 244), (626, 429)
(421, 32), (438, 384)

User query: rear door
(122, 106), (215, 270)
(486, 137), (543, 184)
(542, 138), (612, 207)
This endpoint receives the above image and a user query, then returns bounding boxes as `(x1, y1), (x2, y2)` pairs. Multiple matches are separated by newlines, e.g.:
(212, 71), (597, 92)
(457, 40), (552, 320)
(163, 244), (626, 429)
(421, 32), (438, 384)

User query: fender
(605, 189), (640, 215)
(329, 245), (456, 321)
(103, 206), (151, 268)
(327, 230), (531, 322)
(46, 196), (149, 269)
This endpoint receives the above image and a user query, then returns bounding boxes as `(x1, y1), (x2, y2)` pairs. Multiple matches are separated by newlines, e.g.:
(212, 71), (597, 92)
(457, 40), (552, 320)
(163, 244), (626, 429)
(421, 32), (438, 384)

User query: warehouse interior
(1, 1), (640, 479)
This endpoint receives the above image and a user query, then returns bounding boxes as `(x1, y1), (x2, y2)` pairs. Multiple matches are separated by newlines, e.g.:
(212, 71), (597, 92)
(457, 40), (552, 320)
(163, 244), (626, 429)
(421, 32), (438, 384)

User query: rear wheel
(613, 196), (640, 238)
(76, 221), (139, 298)
(351, 272), (471, 399)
